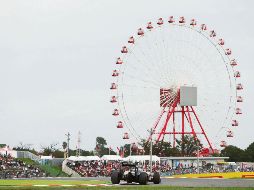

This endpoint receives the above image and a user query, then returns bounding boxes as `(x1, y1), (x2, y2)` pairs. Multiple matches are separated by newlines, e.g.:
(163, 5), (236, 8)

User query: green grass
(17, 158), (68, 177)
(17, 158), (37, 165)
(39, 165), (69, 177)
(0, 179), (108, 186)
(0, 179), (109, 189)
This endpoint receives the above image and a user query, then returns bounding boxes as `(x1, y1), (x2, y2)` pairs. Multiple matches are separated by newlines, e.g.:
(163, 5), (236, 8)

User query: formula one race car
(111, 161), (161, 185)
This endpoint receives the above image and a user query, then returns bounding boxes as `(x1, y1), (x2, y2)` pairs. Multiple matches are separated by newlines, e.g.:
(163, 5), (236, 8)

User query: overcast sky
(0, 0), (253, 152)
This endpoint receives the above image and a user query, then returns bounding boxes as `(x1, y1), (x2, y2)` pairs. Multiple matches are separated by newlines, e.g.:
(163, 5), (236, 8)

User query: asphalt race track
(28, 177), (254, 187)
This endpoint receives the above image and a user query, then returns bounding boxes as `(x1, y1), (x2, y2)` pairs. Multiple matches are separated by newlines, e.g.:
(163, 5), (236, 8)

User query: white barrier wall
(0, 150), (17, 158)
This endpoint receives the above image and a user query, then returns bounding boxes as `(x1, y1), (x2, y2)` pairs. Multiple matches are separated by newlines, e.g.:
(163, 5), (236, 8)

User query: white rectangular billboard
(180, 86), (197, 106)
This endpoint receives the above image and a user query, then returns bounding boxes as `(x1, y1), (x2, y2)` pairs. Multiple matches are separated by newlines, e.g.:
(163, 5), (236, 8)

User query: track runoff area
(0, 176), (254, 189)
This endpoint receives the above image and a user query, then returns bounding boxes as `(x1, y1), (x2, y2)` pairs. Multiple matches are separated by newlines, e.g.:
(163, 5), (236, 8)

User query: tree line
(11, 135), (254, 162)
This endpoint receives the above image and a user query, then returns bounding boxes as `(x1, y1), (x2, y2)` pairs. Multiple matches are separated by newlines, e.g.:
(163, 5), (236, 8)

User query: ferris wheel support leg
(186, 106), (197, 139)
(181, 106), (185, 154)
(173, 112), (176, 148)
(156, 97), (179, 143)
(190, 106), (215, 154)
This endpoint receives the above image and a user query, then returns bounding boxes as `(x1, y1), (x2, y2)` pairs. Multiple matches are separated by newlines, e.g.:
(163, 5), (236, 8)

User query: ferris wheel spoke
(121, 83), (160, 90)
(124, 49), (169, 86)
(123, 71), (164, 87)
(129, 37), (172, 86)
(148, 28), (175, 85)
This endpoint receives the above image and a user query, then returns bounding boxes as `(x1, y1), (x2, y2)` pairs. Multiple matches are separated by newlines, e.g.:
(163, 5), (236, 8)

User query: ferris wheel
(109, 16), (243, 153)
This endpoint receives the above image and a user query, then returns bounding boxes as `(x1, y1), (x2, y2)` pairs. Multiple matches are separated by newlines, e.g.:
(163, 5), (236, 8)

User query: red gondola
(227, 130), (233, 137)
(179, 16), (185, 23)
(110, 83), (117, 90)
(112, 70), (119, 77)
(112, 109), (119, 116)
(210, 30), (216, 37)
(234, 71), (240, 78)
(230, 59), (237, 66)
(236, 108), (242, 114)
(121, 46), (128, 53)
(116, 57), (123, 64)
(236, 83), (243, 90)
(218, 39), (225, 45)
(168, 16), (175, 23)
(220, 140), (227, 147)
(110, 96), (117, 103)
(190, 19), (197, 26)
(117, 121), (123, 128)
(123, 132), (129, 139)
(137, 28), (144, 36)
(147, 22), (153, 29)
(232, 120), (239, 126)
(157, 18), (163, 25)
(225, 48), (232, 55)
(237, 96), (243, 102)
(128, 36), (135, 44)
(201, 24), (207, 31)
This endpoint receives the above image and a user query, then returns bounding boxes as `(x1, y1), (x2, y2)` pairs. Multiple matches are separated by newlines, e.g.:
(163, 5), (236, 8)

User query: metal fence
(16, 151), (41, 162)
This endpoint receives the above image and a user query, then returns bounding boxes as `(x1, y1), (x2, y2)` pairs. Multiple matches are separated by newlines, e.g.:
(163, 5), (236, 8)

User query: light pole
(149, 128), (154, 173)
(197, 148), (200, 174)
(65, 132), (70, 158)
(196, 140), (200, 174)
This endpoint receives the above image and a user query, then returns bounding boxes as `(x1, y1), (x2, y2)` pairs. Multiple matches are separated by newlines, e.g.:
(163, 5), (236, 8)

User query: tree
(81, 150), (94, 156)
(220, 145), (245, 162)
(62, 141), (68, 158)
(96, 137), (107, 148)
(94, 137), (116, 156)
(176, 135), (203, 156)
(245, 142), (254, 162)
(95, 137), (107, 156)
(13, 142), (38, 155)
(13, 142), (33, 151)
(123, 144), (131, 157)
(52, 150), (64, 158)
(41, 143), (58, 156)
(62, 142), (67, 150)
(139, 139), (180, 157)
(0, 144), (6, 148)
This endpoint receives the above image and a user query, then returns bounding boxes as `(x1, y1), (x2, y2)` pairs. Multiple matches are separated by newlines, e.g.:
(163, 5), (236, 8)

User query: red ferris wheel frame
(147, 90), (214, 153)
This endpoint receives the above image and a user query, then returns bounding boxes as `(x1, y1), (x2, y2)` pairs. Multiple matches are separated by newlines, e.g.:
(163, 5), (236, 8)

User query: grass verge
(0, 179), (109, 186)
